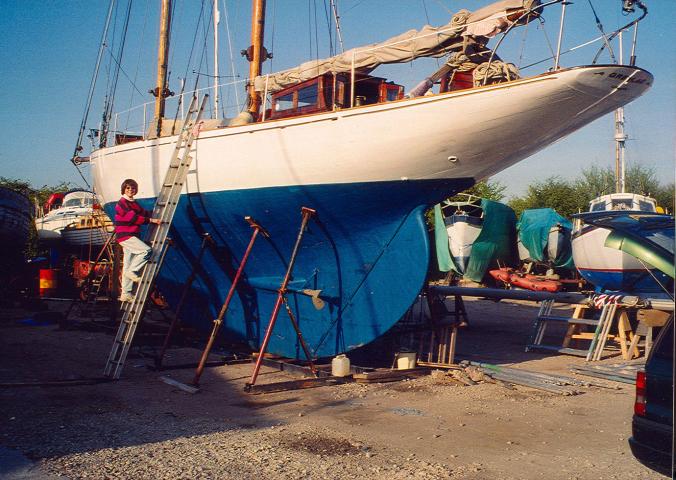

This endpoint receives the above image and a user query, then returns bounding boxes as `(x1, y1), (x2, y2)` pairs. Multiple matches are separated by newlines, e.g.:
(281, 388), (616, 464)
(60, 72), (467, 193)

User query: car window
(651, 318), (673, 361)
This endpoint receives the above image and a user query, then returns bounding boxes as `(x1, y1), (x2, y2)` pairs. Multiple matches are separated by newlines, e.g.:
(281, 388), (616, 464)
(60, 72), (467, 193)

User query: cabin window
(611, 199), (633, 210)
(590, 202), (605, 212)
(638, 200), (656, 212)
(385, 89), (398, 102)
(275, 93), (294, 111)
(353, 79), (381, 105)
(297, 84), (318, 108)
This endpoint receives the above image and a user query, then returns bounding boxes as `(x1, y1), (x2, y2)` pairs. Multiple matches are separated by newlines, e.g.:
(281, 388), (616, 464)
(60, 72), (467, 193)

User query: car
(629, 316), (673, 477)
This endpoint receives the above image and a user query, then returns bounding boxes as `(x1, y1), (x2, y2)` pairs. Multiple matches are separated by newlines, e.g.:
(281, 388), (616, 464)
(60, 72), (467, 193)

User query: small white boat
(572, 193), (664, 291)
(441, 196), (484, 274)
(35, 191), (98, 242)
(517, 208), (574, 270)
(61, 212), (114, 247)
(517, 225), (566, 261)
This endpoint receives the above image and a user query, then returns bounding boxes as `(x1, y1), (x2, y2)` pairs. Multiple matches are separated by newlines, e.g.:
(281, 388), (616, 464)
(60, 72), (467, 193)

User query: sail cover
(254, 0), (540, 93)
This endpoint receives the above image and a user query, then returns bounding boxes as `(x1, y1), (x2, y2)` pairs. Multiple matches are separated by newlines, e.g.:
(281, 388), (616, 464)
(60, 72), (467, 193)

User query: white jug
(331, 354), (351, 377)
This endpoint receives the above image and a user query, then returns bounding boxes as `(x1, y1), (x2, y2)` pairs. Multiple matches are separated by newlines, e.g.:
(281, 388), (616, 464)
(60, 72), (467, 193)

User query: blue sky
(0, 0), (673, 197)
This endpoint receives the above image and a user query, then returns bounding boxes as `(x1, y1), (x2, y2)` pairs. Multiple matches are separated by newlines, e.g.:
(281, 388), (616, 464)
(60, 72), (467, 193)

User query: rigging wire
(322, 0), (334, 56)
(330, 0), (344, 53)
(586, 0), (617, 63)
(421, 0), (431, 24)
(268, 0), (277, 73)
(517, 12), (531, 68)
(421, 0), (441, 68)
(71, 0), (117, 187)
(222, 0), (242, 113)
(123, 0), (151, 131)
(537, 16), (557, 63)
(101, 0), (134, 147)
(341, 0), (365, 15)
(196, 0), (215, 116)
(170, 0), (209, 125)
(307, 1), (313, 59)
(433, 0), (452, 16)
(167, 0), (181, 89)
(101, 47), (145, 99)
(313, 0), (320, 61)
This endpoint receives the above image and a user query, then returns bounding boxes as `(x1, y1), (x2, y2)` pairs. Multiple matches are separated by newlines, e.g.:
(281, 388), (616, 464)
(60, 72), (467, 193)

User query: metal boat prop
(81, 0), (654, 357)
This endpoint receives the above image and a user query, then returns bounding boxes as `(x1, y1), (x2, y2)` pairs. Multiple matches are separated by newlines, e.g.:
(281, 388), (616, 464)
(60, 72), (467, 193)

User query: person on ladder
(115, 179), (161, 302)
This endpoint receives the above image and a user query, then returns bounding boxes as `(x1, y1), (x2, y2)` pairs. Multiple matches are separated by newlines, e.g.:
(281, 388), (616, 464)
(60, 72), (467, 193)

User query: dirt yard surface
(0, 297), (667, 479)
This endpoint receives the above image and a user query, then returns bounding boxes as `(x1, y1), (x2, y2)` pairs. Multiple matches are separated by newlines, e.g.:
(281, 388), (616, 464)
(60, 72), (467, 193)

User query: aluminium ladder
(104, 95), (208, 379)
(525, 299), (599, 357)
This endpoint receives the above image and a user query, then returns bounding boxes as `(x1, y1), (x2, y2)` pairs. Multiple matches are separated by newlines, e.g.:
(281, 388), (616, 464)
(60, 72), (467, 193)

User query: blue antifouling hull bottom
(577, 269), (669, 293)
(107, 178), (474, 358)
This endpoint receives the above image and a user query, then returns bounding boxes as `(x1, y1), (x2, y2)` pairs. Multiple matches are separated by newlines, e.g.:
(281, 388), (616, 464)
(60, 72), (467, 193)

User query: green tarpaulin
(434, 199), (518, 282)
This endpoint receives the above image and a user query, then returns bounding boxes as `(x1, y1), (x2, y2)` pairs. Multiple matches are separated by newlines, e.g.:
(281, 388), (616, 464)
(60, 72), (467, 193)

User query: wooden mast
(151, 0), (172, 138)
(247, 0), (266, 119)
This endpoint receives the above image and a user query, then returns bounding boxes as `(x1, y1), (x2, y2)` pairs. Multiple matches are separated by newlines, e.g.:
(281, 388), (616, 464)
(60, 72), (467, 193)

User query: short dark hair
(121, 178), (139, 194)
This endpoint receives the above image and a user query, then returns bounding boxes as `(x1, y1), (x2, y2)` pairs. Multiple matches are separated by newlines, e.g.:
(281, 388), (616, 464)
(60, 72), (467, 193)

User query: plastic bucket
(39, 269), (58, 297)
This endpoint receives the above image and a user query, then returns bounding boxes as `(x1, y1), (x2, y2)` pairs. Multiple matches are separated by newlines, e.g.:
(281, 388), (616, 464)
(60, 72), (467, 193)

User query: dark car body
(629, 318), (674, 476)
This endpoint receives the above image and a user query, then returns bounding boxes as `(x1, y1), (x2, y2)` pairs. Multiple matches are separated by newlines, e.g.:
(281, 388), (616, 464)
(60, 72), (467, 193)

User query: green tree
(573, 163), (675, 213)
(572, 165), (615, 200)
(448, 180), (507, 202)
(508, 176), (580, 218)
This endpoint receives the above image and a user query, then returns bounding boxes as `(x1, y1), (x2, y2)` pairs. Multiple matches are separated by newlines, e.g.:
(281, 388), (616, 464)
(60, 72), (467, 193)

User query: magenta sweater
(114, 197), (152, 243)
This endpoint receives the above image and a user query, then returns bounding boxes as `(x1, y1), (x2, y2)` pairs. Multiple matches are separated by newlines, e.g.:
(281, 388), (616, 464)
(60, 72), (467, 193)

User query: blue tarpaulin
(517, 208), (574, 269)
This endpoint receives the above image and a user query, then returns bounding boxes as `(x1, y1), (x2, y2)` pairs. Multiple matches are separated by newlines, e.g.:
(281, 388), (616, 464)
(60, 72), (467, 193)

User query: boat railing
(110, 78), (247, 144)
(505, 0), (647, 73)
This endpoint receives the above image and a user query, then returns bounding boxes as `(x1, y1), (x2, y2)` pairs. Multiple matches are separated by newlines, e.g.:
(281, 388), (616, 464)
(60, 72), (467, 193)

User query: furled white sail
(253, 0), (540, 93)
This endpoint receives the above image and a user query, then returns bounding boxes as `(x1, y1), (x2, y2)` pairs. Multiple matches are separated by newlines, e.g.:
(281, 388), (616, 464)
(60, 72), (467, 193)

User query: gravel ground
(0, 298), (666, 479)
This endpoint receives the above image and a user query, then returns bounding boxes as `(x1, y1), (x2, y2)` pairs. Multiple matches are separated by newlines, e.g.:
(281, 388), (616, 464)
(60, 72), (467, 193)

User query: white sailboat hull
(572, 226), (652, 291)
(447, 221), (483, 274)
(92, 66), (652, 203)
(35, 210), (92, 241)
(91, 65), (652, 357)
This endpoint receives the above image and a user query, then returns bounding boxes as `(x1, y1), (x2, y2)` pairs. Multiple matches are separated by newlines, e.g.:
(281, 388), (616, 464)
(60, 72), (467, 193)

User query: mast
(614, 107), (627, 193)
(151, 0), (172, 138)
(246, 0), (266, 118)
(614, 32), (626, 193)
(213, 0), (220, 119)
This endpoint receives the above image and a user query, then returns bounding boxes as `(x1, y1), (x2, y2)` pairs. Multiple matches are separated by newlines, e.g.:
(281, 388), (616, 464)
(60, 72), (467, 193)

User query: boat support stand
(245, 207), (319, 391)
(190, 216), (269, 387)
(155, 233), (213, 369)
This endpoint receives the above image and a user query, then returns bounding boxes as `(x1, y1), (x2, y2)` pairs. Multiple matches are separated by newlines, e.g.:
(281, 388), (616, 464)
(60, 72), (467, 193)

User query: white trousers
(119, 236), (152, 294)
